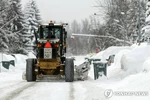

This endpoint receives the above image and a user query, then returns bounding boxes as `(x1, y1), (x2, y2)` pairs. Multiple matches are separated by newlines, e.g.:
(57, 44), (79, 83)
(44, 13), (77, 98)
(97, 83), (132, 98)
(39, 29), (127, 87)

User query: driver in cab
(46, 30), (55, 39)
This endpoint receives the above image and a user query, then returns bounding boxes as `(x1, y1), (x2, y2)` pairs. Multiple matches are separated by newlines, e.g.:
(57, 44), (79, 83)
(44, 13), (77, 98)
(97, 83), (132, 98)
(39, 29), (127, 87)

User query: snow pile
(90, 44), (150, 80)
(89, 46), (132, 79)
(142, 58), (150, 72)
(0, 52), (36, 72)
(107, 49), (131, 79)
(0, 53), (15, 61)
(121, 45), (150, 74)
(92, 46), (132, 61)
(91, 44), (150, 99)
(105, 72), (150, 100)
(14, 54), (27, 64)
(0, 53), (15, 72)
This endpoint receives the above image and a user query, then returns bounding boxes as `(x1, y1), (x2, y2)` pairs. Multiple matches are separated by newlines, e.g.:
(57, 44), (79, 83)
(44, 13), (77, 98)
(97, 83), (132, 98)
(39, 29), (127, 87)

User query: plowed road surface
(0, 56), (106, 100)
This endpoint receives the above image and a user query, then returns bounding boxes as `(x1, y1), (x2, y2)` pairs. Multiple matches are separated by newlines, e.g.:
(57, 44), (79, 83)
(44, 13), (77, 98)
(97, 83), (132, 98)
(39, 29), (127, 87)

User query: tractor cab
(36, 21), (67, 59)
(39, 23), (62, 40)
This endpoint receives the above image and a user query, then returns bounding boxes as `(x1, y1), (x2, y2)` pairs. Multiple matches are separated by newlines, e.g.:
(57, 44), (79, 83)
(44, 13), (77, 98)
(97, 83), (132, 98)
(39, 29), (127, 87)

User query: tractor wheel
(33, 59), (37, 81)
(65, 58), (74, 82)
(26, 59), (36, 82)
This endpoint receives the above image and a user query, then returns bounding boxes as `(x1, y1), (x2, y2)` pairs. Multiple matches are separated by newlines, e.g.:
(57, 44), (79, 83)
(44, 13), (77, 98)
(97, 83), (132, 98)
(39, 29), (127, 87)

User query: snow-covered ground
(91, 43), (150, 100)
(0, 43), (150, 100)
(0, 53), (106, 100)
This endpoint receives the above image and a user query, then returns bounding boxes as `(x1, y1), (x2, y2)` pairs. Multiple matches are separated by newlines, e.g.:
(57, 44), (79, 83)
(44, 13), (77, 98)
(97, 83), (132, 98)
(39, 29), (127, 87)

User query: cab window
(39, 26), (61, 39)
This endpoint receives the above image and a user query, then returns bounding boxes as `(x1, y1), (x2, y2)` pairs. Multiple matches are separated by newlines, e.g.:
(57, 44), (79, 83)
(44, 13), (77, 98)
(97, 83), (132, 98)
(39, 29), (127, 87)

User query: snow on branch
(0, 6), (11, 14)
(0, 15), (18, 29)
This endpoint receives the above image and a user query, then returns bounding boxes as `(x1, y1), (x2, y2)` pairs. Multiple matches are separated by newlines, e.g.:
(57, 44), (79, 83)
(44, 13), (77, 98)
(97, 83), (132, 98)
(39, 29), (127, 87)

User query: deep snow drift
(88, 43), (150, 100)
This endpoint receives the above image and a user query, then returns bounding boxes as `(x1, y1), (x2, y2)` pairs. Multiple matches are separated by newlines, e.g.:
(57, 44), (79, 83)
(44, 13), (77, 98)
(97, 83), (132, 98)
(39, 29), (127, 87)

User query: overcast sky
(21, 0), (98, 23)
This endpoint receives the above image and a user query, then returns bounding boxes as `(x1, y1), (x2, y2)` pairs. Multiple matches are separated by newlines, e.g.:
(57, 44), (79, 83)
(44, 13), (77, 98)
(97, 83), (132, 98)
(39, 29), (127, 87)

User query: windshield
(40, 26), (61, 39)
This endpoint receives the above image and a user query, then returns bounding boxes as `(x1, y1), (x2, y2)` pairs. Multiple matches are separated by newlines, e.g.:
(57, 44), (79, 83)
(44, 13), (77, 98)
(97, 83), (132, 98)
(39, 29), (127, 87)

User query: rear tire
(33, 59), (37, 81)
(26, 59), (36, 82)
(65, 58), (74, 82)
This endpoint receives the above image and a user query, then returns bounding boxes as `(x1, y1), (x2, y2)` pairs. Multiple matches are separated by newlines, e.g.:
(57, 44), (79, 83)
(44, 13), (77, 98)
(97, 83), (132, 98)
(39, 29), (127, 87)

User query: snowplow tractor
(26, 21), (74, 82)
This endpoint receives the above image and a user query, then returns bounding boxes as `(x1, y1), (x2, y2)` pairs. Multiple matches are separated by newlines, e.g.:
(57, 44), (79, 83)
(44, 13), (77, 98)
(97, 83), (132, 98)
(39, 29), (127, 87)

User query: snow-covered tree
(22, 0), (41, 52)
(127, 0), (145, 43)
(6, 0), (24, 32)
(95, 0), (145, 45)
(0, 0), (10, 52)
(141, 0), (150, 43)
(0, 0), (18, 53)
(5, 0), (26, 53)
(0, 0), (28, 53)
(0, 0), (8, 26)
(0, 29), (9, 52)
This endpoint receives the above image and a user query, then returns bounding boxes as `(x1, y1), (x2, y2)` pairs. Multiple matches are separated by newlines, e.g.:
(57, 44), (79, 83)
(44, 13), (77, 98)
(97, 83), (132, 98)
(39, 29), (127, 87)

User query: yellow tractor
(26, 21), (74, 82)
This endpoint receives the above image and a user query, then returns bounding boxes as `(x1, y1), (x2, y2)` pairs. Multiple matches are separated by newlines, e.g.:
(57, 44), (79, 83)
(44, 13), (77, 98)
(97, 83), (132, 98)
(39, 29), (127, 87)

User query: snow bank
(0, 53), (15, 61)
(142, 58), (150, 72)
(0, 53), (15, 72)
(14, 54), (27, 64)
(89, 46), (132, 80)
(92, 46), (132, 61)
(0, 52), (36, 72)
(92, 45), (150, 99)
(121, 45), (150, 74)
(100, 44), (150, 80)
(105, 72), (150, 100)
(107, 49), (131, 79)
(90, 44), (150, 80)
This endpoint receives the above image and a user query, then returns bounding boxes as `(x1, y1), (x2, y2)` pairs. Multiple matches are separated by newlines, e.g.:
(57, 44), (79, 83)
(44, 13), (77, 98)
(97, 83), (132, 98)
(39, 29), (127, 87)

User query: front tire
(26, 59), (36, 82)
(65, 58), (74, 82)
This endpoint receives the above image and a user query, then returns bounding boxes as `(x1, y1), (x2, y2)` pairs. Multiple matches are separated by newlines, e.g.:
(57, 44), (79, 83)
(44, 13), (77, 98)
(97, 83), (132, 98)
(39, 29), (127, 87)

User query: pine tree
(141, 0), (150, 43)
(6, 0), (24, 32)
(22, 0), (41, 52)
(6, 0), (26, 53)
(0, 0), (28, 53)
(0, 0), (11, 52)
(127, 0), (145, 43)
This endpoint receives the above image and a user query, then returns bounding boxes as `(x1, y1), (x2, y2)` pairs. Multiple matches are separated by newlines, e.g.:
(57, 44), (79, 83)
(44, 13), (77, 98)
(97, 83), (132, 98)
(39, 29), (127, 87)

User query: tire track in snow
(0, 82), (36, 100)
(0, 81), (24, 92)
(69, 83), (75, 100)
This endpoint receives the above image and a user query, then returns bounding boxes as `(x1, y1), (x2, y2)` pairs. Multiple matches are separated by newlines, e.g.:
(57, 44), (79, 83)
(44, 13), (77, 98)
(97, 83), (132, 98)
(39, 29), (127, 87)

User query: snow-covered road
(0, 56), (106, 100)
(7, 80), (105, 100)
